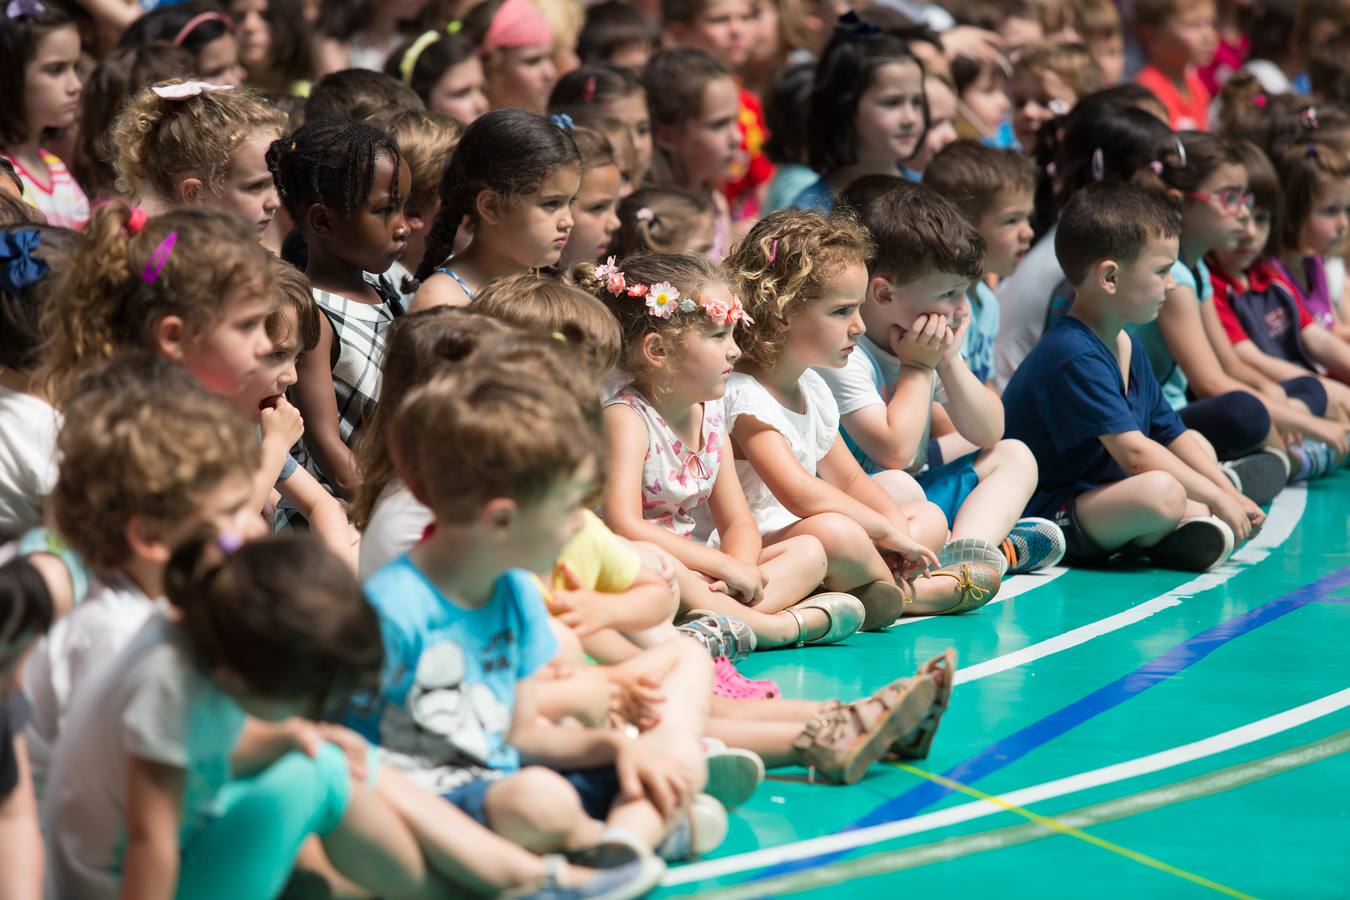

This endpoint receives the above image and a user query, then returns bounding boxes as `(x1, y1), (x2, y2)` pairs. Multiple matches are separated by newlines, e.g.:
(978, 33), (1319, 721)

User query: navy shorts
(443, 766), (621, 827)
(1051, 494), (1115, 563)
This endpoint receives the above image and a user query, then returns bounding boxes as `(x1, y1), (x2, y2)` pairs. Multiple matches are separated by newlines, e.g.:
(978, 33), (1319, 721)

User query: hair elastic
(768, 239), (778, 262)
(582, 75), (597, 102)
(837, 10), (879, 40)
(1306, 143), (1321, 159)
(551, 112), (574, 130)
(1174, 136), (1187, 169)
(550, 330), (567, 343)
(1252, 93), (1267, 108)
(172, 11), (231, 47)
(1148, 160), (1164, 176)
(635, 207), (655, 222)
(1091, 147), (1105, 182)
(216, 531), (243, 555)
(142, 231), (178, 284)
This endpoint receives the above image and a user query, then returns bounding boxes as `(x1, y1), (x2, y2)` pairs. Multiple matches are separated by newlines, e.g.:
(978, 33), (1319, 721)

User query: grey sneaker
(939, 537), (1009, 577)
(1220, 450), (1287, 505)
(504, 853), (666, 900)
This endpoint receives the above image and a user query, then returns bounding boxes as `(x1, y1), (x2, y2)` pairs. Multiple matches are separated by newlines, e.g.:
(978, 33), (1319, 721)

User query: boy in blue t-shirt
(353, 362), (710, 880)
(1002, 183), (1265, 571)
(923, 140), (1036, 389)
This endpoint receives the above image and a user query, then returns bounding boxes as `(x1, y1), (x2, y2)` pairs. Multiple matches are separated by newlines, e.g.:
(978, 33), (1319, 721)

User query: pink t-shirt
(2, 149), (89, 229)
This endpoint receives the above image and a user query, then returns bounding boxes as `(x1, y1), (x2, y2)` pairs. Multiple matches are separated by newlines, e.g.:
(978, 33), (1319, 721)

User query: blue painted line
(746, 563), (1350, 884)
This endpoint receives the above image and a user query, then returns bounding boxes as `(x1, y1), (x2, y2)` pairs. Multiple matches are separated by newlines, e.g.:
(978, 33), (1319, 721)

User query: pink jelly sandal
(712, 657), (780, 700)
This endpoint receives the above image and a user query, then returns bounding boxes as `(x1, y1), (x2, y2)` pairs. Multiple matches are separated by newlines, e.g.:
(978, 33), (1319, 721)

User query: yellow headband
(398, 22), (462, 85)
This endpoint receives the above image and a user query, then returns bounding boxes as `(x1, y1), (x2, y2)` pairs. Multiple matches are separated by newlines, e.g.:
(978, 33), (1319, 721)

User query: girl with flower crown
(583, 250), (871, 651)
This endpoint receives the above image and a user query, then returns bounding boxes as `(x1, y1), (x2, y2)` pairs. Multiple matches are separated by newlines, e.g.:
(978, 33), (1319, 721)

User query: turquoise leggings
(173, 743), (354, 900)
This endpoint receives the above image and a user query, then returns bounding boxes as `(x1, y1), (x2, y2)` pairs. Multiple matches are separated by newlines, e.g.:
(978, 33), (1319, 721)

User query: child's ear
(155, 315), (188, 362)
(305, 202), (332, 236)
(479, 497), (517, 534)
(652, 121), (677, 153)
(1096, 259), (1120, 294)
(476, 189), (504, 226)
(638, 331), (668, 369)
(123, 516), (173, 565)
(177, 176), (205, 205)
(867, 275), (893, 305)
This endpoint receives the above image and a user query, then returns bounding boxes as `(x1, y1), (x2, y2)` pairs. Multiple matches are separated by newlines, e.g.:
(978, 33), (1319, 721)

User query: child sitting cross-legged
(354, 348), (720, 872)
(823, 181), (1063, 582)
(1002, 182), (1265, 571)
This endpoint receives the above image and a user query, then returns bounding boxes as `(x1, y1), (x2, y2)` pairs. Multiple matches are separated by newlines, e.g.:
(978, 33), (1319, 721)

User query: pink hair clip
(1252, 94), (1267, 107)
(768, 239), (778, 263)
(582, 75), (597, 103)
(151, 80), (234, 101)
(1149, 160), (1164, 175)
(142, 231), (178, 284)
(635, 207), (655, 223)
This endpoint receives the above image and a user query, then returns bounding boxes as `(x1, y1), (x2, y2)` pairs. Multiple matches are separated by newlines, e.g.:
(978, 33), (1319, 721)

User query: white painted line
(664, 684), (1350, 886)
(952, 485), (1308, 685)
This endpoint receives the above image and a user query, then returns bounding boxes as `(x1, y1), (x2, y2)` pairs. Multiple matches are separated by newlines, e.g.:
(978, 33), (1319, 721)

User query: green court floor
(660, 471), (1350, 899)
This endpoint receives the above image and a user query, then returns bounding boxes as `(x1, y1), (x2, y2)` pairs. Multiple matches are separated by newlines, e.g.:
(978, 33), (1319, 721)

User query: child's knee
(1135, 471), (1187, 521)
(995, 438), (1037, 475)
(486, 767), (587, 836)
(775, 533), (828, 581)
(909, 501), (948, 542)
(872, 468), (925, 504)
(799, 512), (871, 554)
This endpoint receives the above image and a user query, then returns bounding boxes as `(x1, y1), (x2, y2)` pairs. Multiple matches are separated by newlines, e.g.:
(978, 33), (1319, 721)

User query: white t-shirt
(44, 613), (246, 900)
(994, 226), (1065, 391)
(723, 371), (838, 536)
(358, 481), (433, 581)
(0, 385), (60, 541)
(23, 572), (158, 800)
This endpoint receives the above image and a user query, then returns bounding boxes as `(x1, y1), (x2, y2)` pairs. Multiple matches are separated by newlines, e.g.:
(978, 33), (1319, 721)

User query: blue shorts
(916, 452), (981, 528)
(443, 765), (621, 827)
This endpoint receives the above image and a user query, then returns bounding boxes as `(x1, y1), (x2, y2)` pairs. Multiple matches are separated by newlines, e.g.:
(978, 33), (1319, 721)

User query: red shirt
(1210, 257), (1315, 368)
(723, 86), (774, 221)
(1136, 65), (1212, 131)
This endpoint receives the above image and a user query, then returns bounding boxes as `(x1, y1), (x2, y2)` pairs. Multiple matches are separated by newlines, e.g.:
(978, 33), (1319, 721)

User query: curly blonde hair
(38, 204), (276, 407)
(725, 209), (874, 369)
(573, 250), (731, 386)
(50, 356), (260, 570)
(111, 79), (288, 202)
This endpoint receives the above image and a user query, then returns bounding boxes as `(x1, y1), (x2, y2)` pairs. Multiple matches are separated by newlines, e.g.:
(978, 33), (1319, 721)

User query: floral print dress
(606, 386), (726, 542)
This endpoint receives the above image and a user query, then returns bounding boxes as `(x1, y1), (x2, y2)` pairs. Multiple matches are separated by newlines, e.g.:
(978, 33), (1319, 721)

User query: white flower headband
(595, 257), (753, 326)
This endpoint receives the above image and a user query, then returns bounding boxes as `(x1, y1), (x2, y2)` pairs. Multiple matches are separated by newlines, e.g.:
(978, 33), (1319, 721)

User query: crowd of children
(2, 0), (1350, 895)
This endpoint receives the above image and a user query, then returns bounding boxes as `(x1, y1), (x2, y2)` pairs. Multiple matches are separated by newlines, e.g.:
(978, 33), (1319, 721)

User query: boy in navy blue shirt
(1003, 183), (1264, 571)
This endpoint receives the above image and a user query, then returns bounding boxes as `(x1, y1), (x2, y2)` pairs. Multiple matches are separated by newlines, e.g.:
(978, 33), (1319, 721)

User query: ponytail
(166, 532), (384, 717)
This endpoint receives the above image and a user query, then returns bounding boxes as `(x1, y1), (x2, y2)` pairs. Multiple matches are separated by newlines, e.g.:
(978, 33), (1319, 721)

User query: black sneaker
(1147, 517), (1234, 572)
(1220, 450), (1287, 505)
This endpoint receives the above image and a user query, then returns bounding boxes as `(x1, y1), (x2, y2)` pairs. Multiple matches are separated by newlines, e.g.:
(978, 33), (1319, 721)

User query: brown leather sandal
(887, 649), (958, 761)
(792, 676), (937, 784)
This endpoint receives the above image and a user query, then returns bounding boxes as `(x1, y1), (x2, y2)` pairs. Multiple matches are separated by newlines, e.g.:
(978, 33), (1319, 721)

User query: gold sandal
(912, 563), (1000, 615)
(783, 592), (865, 647)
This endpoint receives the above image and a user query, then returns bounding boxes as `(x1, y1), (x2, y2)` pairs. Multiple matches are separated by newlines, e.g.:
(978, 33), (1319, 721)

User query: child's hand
(260, 395), (304, 449)
(604, 663), (666, 731)
(891, 315), (950, 370)
(875, 528), (940, 579)
(1209, 493), (1253, 544)
(941, 303), (971, 365)
(708, 557), (765, 606)
(614, 736), (696, 820)
(290, 720), (369, 782)
(549, 564), (615, 637)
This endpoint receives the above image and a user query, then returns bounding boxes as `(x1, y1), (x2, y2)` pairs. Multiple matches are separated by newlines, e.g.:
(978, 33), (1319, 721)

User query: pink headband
(173, 11), (230, 46)
(481, 0), (551, 51)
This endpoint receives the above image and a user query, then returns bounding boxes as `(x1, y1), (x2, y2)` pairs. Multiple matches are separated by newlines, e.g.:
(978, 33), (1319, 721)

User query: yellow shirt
(542, 511), (640, 610)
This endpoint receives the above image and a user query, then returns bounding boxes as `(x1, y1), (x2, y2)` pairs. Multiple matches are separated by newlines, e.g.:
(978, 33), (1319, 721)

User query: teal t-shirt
(963, 280), (1001, 384)
(1126, 257), (1211, 410)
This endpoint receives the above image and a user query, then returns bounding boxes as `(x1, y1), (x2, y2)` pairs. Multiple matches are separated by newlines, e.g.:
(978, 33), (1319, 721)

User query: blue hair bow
(551, 113), (574, 131)
(837, 10), (879, 39)
(0, 230), (49, 294)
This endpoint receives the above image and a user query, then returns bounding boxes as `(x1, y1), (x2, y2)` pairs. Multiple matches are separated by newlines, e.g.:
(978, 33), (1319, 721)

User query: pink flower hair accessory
(598, 258), (754, 326)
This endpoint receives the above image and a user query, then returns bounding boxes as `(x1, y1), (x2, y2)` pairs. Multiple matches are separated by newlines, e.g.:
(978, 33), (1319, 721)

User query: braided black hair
(267, 116), (404, 221)
(414, 107), (580, 282)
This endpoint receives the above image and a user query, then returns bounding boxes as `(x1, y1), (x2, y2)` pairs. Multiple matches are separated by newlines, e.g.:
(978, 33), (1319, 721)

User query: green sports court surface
(658, 472), (1350, 899)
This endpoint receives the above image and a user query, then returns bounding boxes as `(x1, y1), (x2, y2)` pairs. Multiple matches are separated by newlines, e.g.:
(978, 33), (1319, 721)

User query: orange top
(1136, 65), (1212, 132)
